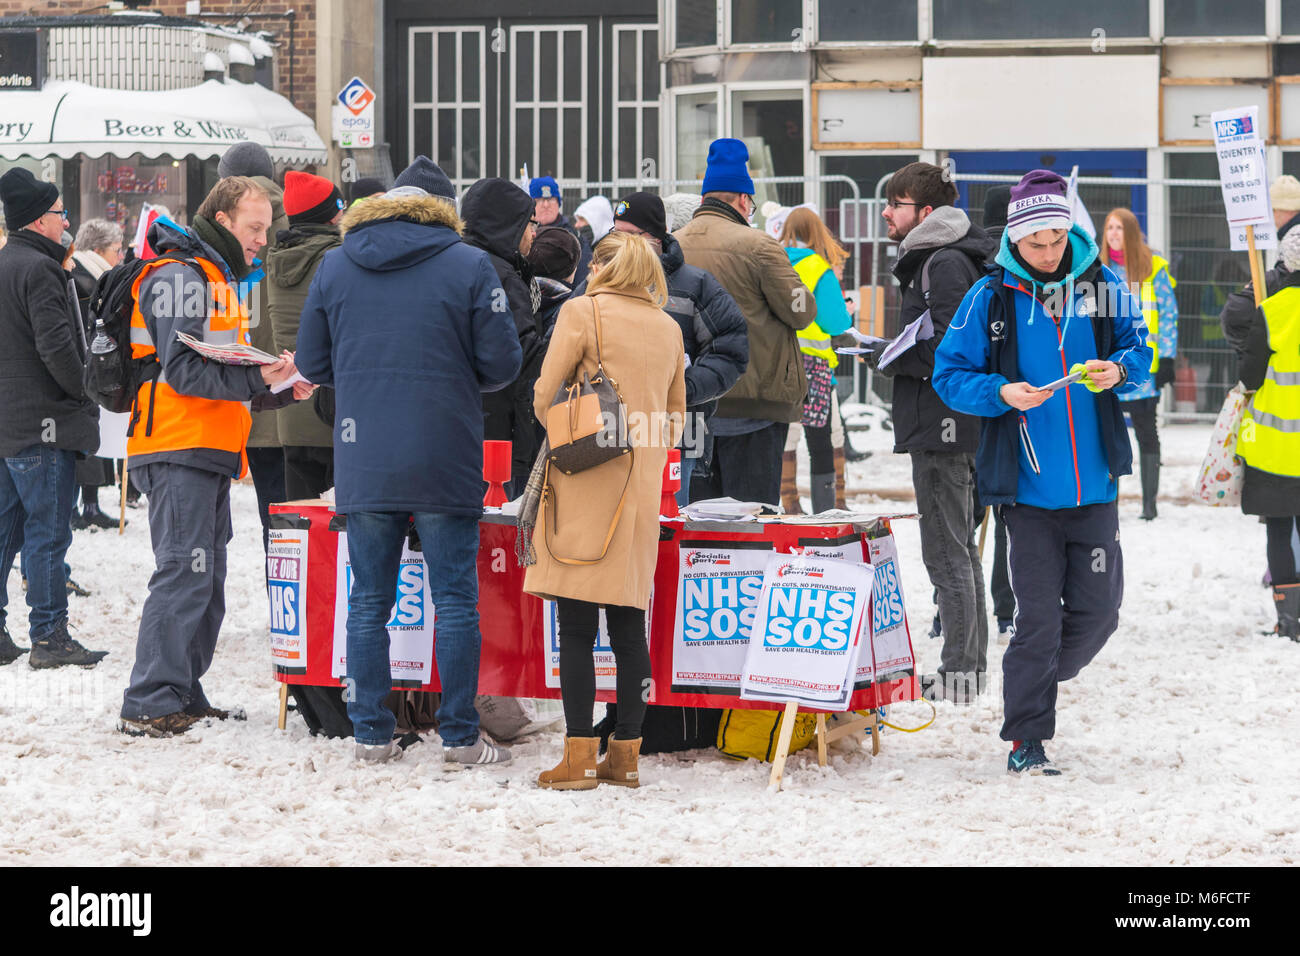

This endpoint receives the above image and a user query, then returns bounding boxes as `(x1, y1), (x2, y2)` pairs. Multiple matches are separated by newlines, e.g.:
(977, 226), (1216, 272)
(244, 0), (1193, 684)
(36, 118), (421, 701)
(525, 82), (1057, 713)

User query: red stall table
(266, 501), (920, 755)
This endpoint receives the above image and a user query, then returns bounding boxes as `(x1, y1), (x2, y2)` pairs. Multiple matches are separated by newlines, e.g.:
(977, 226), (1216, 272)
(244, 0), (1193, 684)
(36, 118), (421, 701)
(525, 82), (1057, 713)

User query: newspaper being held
(680, 497), (774, 522)
(176, 330), (279, 366)
(877, 311), (934, 370)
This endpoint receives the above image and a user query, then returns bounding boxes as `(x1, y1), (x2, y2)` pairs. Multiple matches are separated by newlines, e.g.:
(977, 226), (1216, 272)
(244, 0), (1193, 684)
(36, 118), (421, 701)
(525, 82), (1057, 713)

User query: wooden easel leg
(815, 713), (828, 767)
(119, 457), (129, 536)
(868, 711), (880, 756)
(277, 683), (288, 731)
(767, 701), (800, 791)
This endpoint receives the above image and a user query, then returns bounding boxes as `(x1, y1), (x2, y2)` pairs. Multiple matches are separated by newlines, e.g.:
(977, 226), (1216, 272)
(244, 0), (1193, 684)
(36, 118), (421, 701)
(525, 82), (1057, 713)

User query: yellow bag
(716, 708), (819, 762)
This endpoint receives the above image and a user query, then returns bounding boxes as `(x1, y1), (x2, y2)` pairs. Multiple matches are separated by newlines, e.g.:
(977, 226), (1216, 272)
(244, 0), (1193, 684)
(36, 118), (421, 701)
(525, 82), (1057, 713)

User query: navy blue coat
(295, 191), (522, 515)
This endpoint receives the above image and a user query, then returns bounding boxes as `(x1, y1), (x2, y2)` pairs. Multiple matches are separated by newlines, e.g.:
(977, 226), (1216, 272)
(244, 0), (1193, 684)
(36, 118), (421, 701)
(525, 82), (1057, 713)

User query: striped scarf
(515, 439), (550, 567)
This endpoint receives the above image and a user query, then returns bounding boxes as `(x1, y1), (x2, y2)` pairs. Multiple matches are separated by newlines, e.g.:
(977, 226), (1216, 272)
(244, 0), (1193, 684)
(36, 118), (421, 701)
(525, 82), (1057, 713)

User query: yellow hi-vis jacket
(1238, 284), (1300, 478)
(792, 253), (837, 370)
(1139, 254), (1174, 372)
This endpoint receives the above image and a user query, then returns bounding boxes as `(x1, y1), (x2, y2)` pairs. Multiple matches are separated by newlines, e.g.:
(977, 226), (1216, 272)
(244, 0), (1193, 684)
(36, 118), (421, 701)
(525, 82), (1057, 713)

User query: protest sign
(866, 533), (916, 683)
(739, 553), (872, 710)
(267, 529), (308, 674)
(332, 534), (435, 687)
(671, 540), (773, 694)
(542, 596), (652, 692)
(1211, 107), (1271, 228)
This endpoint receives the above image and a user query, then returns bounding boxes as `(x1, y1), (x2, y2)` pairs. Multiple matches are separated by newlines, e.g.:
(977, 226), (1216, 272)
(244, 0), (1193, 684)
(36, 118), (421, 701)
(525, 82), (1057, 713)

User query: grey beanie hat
(218, 141), (275, 180)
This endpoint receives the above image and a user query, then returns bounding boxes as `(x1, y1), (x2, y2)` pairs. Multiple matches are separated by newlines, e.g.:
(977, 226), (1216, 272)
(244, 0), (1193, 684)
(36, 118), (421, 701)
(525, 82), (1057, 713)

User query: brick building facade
(0, 0), (317, 118)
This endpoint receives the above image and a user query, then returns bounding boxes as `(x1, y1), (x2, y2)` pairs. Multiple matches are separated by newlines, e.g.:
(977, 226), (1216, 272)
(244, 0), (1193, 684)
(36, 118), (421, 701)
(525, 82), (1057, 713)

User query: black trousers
(691, 422), (789, 506)
(283, 445), (333, 502)
(805, 421), (833, 474)
(556, 598), (650, 740)
(245, 446), (285, 559)
(1265, 516), (1300, 586)
(1127, 397), (1160, 458)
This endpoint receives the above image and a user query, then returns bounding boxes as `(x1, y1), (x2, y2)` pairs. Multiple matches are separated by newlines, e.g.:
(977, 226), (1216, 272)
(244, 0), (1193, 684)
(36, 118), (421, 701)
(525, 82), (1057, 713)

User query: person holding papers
(119, 177), (309, 738)
(933, 169), (1151, 776)
(875, 162), (993, 705)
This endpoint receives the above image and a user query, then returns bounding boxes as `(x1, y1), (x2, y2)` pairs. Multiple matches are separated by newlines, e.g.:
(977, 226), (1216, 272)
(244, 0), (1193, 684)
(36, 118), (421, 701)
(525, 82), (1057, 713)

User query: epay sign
(333, 76), (376, 149)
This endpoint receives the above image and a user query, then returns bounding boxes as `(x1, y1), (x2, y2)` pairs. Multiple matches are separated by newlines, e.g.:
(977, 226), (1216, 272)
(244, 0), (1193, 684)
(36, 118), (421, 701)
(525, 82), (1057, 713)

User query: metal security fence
(858, 171), (1252, 421)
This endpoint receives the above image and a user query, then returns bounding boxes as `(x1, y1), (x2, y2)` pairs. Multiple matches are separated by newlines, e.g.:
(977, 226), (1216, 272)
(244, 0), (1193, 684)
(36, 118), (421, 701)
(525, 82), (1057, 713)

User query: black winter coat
(573, 233), (749, 423)
(880, 222), (992, 453)
(0, 230), (99, 458)
(461, 178), (543, 488)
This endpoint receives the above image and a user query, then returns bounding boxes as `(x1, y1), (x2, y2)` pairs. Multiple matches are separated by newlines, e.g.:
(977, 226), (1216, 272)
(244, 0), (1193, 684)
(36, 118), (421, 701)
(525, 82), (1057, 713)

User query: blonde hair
(585, 229), (669, 307)
(779, 207), (848, 271)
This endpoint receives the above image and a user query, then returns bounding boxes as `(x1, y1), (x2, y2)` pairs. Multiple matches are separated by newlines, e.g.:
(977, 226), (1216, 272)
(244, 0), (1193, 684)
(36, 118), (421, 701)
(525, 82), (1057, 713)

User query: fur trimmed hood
(339, 192), (468, 274)
(339, 192), (464, 237)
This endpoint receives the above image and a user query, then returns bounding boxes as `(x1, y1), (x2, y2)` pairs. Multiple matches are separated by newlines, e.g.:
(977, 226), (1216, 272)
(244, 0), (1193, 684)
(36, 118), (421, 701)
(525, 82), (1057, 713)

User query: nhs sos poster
(332, 533), (436, 686)
(267, 528), (308, 674)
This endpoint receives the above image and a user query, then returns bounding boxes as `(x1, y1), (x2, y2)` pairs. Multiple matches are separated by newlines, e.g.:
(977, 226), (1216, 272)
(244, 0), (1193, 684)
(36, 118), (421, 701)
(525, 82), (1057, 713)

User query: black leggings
(1265, 517), (1300, 586)
(556, 598), (650, 740)
(805, 421), (834, 474)
(1127, 397), (1160, 458)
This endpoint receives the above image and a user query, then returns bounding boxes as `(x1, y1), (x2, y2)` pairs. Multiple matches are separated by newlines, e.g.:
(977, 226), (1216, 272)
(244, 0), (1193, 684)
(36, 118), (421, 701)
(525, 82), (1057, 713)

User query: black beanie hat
(527, 226), (582, 280)
(345, 177), (387, 204)
(612, 191), (667, 242)
(393, 155), (456, 201)
(983, 185), (1012, 231)
(1, 167), (60, 231)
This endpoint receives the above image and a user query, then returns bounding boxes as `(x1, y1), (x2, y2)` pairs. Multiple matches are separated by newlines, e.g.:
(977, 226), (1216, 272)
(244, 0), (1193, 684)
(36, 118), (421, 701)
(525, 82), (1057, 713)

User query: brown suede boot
(833, 447), (847, 511)
(537, 736), (600, 790)
(780, 450), (802, 515)
(597, 736), (642, 788)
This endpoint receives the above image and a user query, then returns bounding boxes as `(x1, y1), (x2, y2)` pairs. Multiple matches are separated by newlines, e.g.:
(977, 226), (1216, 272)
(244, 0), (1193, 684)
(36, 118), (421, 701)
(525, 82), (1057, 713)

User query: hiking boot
(70, 509), (91, 531)
(65, 576), (91, 597)
(118, 712), (202, 738)
(1007, 739), (1062, 776)
(29, 627), (108, 669)
(537, 736), (597, 789)
(187, 705), (247, 722)
(596, 736), (642, 788)
(1274, 583), (1300, 641)
(997, 620), (1015, 645)
(780, 450), (802, 515)
(921, 672), (980, 705)
(355, 740), (403, 763)
(0, 626), (28, 665)
(445, 734), (512, 770)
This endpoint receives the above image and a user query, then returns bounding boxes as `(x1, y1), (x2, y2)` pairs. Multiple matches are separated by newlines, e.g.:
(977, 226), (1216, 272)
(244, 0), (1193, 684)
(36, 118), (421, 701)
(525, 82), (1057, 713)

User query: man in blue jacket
(933, 170), (1151, 776)
(296, 157), (522, 766)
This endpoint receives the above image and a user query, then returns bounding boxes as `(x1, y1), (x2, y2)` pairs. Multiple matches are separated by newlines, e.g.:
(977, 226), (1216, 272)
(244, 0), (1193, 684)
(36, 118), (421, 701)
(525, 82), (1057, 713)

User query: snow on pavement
(1, 423), (1296, 866)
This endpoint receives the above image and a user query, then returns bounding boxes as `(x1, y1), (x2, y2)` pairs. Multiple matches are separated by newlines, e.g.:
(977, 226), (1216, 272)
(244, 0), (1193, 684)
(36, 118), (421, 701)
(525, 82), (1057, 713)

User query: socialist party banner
(866, 533), (915, 682)
(739, 553), (872, 710)
(332, 533), (435, 687)
(671, 540), (773, 694)
(267, 529), (308, 674)
(542, 595), (652, 692)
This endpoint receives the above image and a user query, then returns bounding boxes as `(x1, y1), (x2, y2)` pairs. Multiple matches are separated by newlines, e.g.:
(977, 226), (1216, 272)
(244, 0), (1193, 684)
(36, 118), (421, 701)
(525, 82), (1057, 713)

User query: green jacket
(267, 222), (341, 447)
(247, 175), (288, 448)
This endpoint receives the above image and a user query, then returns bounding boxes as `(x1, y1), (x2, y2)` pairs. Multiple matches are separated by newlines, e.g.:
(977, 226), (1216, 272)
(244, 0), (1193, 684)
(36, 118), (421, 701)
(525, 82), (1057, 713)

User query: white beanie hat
(1271, 175), (1300, 213)
(1280, 229), (1300, 272)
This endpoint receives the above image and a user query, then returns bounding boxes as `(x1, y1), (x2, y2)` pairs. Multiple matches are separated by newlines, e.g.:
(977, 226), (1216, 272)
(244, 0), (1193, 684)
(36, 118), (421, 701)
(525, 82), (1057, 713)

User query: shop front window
(819, 1), (918, 42)
(675, 89), (720, 183)
(731, 89), (804, 211)
(676, 0), (718, 49)
(731, 0), (802, 45)
(1164, 0), (1265, 37)
(80, 154), (187, 247)
(932, 0), (1148, 40)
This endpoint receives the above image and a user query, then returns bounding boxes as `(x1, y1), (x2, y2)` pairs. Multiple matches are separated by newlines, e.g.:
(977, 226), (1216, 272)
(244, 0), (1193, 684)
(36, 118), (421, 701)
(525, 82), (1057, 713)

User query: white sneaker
(444, 734), (512, 769)
(355, 740), (403, 763)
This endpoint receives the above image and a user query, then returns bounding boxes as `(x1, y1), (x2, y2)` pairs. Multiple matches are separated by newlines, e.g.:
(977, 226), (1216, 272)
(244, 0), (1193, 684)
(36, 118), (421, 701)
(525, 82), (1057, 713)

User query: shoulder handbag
(545, 296), (631, 475)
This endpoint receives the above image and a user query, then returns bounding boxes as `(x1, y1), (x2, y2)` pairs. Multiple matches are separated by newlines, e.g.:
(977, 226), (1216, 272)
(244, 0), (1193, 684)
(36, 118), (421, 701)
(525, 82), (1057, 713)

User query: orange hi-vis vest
(127, 255), (253, 477)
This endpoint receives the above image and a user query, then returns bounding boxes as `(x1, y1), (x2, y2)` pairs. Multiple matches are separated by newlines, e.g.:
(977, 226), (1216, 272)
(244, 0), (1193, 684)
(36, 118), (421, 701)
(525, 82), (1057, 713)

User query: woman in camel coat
(525, 230), (686, 790)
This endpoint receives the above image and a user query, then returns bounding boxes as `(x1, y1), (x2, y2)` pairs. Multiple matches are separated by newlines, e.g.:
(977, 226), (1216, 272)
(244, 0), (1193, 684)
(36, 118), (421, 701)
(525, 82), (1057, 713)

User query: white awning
(0, 79), (327, 165)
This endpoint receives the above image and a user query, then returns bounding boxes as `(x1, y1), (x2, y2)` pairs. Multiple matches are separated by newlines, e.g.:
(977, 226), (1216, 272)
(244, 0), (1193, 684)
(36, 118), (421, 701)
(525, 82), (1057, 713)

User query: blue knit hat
(529, 176), (560, 200)
(701, 139), (754, 196)
(394, 155), (455, 201)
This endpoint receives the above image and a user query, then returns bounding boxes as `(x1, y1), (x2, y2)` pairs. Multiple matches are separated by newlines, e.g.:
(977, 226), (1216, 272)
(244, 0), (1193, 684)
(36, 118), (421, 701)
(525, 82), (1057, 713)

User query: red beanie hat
(284, 170), (344, 224)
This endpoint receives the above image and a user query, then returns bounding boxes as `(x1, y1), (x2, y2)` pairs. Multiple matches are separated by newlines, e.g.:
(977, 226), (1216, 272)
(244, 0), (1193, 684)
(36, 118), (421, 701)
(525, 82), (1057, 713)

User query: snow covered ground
(1, 421), (1296, 866)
